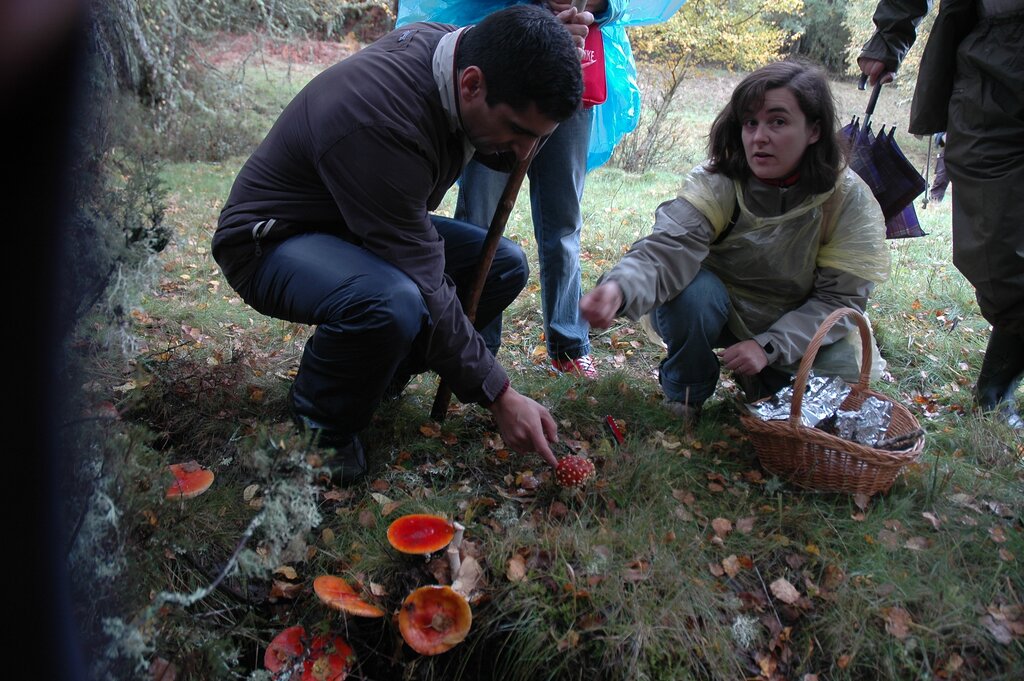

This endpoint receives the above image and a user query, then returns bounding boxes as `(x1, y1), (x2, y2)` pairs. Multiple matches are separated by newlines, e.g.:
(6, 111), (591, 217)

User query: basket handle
(788, 307), (873, 428)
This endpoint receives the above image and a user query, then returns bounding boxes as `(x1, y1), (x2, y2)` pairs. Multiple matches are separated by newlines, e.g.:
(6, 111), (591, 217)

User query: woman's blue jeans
(237, 217), (528, 435)
(653, 269), (793, 406)
(652, 269), (732, 407)
(455, 106), (594, 360)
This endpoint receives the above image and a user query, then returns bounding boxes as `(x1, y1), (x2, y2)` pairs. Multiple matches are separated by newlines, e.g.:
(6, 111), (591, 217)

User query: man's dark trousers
(239, 216), (528, 435)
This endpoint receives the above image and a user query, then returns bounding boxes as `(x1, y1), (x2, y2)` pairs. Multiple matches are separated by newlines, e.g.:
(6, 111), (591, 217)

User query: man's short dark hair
(456, 4), (582, 123)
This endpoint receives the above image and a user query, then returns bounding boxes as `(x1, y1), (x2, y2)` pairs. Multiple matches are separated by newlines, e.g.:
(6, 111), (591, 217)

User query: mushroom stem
(447, 521), (465, 577)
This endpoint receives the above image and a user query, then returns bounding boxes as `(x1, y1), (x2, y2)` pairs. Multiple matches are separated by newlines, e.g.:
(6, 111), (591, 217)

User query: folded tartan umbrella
(842, 81), (927, 239)
(870, 126), (927, 221)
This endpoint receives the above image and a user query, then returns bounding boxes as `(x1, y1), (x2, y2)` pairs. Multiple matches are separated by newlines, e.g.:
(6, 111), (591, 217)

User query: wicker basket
(739, 308), (924, 495)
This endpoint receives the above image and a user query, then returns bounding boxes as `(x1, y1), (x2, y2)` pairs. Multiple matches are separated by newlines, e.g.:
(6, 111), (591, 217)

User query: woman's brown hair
(706, 59), (847, 193)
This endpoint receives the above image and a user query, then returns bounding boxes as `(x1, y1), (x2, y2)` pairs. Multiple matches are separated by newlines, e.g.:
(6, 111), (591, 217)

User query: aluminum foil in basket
(831, 396), (893, 446)
(745, 374), (851, 427)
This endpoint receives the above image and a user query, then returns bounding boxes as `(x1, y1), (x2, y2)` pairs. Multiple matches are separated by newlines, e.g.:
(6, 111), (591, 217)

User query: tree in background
(844, 0), (934, 88)
(782, 0), (851, 74)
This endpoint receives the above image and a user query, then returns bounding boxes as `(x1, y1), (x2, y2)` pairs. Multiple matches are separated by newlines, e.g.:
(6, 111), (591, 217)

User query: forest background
(27, 0), (1021, 679)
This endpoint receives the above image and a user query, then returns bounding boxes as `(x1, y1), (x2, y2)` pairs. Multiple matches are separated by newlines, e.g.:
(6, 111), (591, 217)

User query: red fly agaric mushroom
(264, 625), (353, 681)
(264, 625), (305, 675)
(165, 461), (215, 499)
(313, 575), (385, 618)
(398, 585), (472, 655)
(301, 634), (352, 681)
(387, 514), (456, 555)
(554, 455), (595, 488)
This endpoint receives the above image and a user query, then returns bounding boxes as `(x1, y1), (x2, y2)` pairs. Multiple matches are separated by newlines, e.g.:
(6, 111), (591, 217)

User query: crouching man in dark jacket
(213, 5), (587, 481)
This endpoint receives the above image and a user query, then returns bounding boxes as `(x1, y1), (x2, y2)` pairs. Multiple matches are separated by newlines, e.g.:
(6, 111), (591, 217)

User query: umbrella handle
(861, 79), (882, 132)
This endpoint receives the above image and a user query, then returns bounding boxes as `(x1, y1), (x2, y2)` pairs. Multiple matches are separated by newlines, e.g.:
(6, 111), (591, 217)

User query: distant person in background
(928, 131), (948, 203)
(580, 60), (889, 423)
(859, 0), (1023, 429)
(446, 1), (625, 380)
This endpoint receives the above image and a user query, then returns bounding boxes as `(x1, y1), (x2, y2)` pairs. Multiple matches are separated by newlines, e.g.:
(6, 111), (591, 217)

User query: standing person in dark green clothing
(859, 0), (1023, 429)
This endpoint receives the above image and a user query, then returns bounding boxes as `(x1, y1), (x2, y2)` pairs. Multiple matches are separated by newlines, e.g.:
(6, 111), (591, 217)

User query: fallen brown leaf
(878, 529), (900, 549)
(770, 577), (801, 605)
(419, 422), (441, 438)
(721, 555), (741, 578)
(150, 657), (177, 681)
(507, 554), (527, 582)
(921, 511), (942, 530)
(823, 564), (845, 590)
(903, 536), (930, 551)
(711, 517), (733, 539)
(273, 565), (298, 580)
(270, 579), (303, 600)
(736, 517), (756, 534)
(882, 606), (913, 640)
(989, 525), (1008, 543)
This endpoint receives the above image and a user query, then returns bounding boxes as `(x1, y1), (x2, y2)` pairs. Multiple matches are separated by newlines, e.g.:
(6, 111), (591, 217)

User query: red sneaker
(551, 355), (599, 380)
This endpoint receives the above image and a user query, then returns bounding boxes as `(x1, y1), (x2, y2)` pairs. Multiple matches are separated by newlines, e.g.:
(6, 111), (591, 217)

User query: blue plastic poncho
(396, 1), (687, 171)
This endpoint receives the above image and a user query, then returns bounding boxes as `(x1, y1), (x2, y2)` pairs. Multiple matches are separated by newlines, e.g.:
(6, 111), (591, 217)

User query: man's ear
(459, 66), (486, 104)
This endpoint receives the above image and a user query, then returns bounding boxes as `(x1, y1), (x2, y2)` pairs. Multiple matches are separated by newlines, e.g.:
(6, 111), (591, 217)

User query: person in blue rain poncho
(581, 60), (890, 423)
(398, 0), (685, 379)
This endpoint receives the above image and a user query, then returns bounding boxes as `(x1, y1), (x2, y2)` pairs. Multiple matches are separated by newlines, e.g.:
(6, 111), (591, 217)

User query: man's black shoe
(311, 431), (368, 485)
(287, 384), (368, 484)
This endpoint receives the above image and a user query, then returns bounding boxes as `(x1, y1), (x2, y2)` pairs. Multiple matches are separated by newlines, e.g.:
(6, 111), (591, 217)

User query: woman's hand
(718, 340), (768, 376)
(580, 281), (623, 329)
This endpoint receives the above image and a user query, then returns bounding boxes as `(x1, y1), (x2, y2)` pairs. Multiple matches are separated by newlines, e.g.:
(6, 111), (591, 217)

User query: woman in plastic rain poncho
(580, 60), (890, 423)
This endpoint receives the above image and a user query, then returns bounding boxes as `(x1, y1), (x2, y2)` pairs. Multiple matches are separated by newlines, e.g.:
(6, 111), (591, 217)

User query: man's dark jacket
(214, 22), (511, 404)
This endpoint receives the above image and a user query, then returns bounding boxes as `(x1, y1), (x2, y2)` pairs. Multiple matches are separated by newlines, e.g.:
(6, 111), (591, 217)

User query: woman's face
(741, 87), (821, 181)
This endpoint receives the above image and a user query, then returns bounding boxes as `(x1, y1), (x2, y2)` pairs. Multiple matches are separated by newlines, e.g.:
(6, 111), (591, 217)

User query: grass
(65, 44), (1023, 681)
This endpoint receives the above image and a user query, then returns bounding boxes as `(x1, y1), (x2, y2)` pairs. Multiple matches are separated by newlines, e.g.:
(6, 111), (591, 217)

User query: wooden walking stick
(430, 143), (540, 421)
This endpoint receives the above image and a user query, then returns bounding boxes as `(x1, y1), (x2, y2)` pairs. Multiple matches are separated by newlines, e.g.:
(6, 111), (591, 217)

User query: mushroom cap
(313, 575), (385, 618)
(264, 625), (306, 674)
(301, 634), (352, 681)
(165, 461), (215, 499)
(263, 625), (352, 681)
(387, 514), (456, 555)
(554, 455), (596, 488)
(398, 585), (472, 655)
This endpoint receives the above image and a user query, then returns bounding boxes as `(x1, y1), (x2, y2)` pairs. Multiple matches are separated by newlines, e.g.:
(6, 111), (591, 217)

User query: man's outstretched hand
(488, 386), (559, 468)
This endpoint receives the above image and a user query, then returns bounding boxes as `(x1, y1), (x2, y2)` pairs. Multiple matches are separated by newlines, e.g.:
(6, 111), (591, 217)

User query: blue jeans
(455, 106), (594, 360)
(652, 269), (793, 406)
(652, 270), (731, 406)
(237, 217), (528, 435)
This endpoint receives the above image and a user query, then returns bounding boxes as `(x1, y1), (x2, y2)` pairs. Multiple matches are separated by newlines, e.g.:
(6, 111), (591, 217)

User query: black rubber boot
(974, 326), (1024, 430)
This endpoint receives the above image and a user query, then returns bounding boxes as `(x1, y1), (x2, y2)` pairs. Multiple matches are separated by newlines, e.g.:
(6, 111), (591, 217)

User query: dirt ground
(199, 31), (363, 69)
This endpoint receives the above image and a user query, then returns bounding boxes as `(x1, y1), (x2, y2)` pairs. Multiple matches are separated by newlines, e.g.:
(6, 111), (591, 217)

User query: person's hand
(551, 5), (592, 55)
(857, 56), (895, 86)
(488, 386), (559, 468)
(718, 340), (768, 376)
(580, 281), (623, 329)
